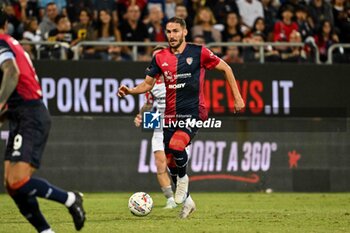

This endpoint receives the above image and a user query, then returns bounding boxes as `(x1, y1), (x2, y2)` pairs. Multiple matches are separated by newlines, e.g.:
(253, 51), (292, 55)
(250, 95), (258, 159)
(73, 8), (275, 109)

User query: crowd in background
(1, 0), (350, 63)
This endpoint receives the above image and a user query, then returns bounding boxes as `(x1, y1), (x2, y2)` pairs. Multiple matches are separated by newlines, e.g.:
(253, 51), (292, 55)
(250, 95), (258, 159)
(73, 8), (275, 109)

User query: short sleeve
(145, 55), (161, 78)
(201, 46), (220, 70)
(0, 40), (15, 66)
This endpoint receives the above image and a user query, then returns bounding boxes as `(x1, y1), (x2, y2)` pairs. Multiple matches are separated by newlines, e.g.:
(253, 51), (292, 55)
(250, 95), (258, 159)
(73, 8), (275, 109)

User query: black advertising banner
(35, 61), (350, 117)
(1, 117), (348, 192)
(0, 62), (349, 192)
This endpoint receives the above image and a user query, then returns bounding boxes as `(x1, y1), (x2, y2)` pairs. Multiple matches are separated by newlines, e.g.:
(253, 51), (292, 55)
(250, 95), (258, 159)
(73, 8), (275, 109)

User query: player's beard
(169, 37), (184, 50)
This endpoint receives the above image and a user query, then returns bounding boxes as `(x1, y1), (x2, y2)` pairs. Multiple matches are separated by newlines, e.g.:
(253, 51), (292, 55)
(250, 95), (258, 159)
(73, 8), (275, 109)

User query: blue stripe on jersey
(175, 44), (202, 119)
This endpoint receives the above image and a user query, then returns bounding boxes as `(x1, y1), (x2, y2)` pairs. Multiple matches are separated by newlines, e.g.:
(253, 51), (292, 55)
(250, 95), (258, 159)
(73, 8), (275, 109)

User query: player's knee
(166, 153), (177, 168)
(6, 174), (30, 191)
(174, 153), (188, 168)
(169, 130), (190, 152)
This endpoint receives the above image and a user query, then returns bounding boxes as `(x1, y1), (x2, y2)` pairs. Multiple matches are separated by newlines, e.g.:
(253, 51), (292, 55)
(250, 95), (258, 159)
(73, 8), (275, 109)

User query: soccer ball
(128, 192), (153, 216)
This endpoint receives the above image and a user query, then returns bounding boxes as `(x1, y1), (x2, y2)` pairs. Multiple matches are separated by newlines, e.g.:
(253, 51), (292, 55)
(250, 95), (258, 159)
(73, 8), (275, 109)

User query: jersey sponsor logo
(161, 62), (168, 67)
(168, 83), (185, 89)
(175, 73), (191, 79)
(186, 57), (193, 65)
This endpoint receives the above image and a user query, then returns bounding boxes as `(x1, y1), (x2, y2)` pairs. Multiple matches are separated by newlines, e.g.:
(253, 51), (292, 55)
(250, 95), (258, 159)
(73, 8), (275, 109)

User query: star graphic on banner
(151, 110), (161, 123)
(288, 150), (301, 169)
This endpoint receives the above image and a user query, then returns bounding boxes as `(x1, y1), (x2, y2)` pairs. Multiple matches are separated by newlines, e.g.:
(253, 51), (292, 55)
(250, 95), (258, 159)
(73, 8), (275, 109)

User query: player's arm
(214, 59), (245, 112)
(0, 59), (19, 111)
(118, 75), (155, 97)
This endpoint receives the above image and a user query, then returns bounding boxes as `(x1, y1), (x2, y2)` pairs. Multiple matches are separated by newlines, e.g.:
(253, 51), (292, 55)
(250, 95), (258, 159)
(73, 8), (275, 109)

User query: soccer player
(118, 17), (245, 218)
(0, 11), (85, 233)
(134, 45), (177, 209)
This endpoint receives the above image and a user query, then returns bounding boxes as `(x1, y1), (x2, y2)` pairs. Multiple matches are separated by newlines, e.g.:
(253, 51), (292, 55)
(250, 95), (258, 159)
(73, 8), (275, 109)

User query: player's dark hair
(167, 17), (186, 28)
(0, 10), (8, 29)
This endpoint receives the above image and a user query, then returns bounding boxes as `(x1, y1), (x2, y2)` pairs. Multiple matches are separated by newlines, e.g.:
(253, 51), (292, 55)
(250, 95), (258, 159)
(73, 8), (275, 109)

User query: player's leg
(168, 130), (191, 204)
(166, 153), (178, 185)
(152, 130), (176, 209)
(4, 161), (52, 232)
(166, 128), (197, 218)
(5, 103), (85, 231)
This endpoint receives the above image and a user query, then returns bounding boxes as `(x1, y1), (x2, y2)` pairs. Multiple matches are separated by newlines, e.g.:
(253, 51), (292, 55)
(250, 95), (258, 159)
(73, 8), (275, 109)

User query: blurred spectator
(221, 12), (243, 42)
(3, 3), (22, 38)
(261, 0), (278, 41)
(273, 6), (299, 42)
(314, 19), (339, 62)
(66, 0), (94, 23)
(93, 9), (122, 60)
(39, 2), (58, 39)
(22, 16), (42, 59)
(308, 0), (334, 32)
(192, 34), (205, 45)
(164, 0), (177, 19)
(278, 0), (301, 16)
(73, 8), (94, 41)
(280, 30), (308, 62)
(117, 0), (148, 23)
(175, 3), (192, 41)
(332, 0), (350, 43)
(222, 45), (244, 63)
(295, 5), (314, 41)
(9, 0), (38, 25)
(192, 7), (222, 55)
(243, 32), (280, 63)
(206, 0), (240, 25)
(237, 0), (264, 34)
(39, 0), (67, 17)
(147, 5), (166, 42)
(92, 0), (118, 25)
(17, 0), (40, 21)
(108, 46), (125, 61)
(250, 17), (269, 40)
(186, 0), (207, 31)
(119, 4), (151, 60)
(48, 14), (77, 59)
(72, 8), (95, 58)
(192, 7), (221, 42)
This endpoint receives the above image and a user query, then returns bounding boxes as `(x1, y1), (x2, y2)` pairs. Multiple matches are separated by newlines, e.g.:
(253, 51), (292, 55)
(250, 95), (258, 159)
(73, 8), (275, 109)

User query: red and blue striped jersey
(0, 34), (42, 108)
(145, 43), (220, 121)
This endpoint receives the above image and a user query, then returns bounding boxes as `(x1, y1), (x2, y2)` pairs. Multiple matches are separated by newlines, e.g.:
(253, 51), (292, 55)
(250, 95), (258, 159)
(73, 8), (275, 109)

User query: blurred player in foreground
(134, 45), (177, 209)
(118, 17), (245, 218)
(0, 10), (85, 233)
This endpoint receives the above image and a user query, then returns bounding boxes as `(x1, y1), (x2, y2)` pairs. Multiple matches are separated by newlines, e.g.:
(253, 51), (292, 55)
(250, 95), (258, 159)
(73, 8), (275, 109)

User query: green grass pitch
(0, 193), (349, 233)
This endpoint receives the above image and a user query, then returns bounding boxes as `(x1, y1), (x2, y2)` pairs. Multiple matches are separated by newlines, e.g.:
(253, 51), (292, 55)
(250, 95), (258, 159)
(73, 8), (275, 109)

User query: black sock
(168, 166), (178, 185)
(17, 177), (68, 205)
(172, 150), (188, 178)
(10, 192), (50, 232)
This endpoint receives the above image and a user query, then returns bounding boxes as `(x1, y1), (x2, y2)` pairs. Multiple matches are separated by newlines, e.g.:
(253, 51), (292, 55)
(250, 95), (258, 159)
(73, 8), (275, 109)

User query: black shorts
(163, 125), (199, 152)
(4, 100), (51, 169)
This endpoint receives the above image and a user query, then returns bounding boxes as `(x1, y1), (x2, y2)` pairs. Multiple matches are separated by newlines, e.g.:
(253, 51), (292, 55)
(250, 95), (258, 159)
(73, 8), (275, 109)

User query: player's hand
(234, 97), (245, 113)
(134, 114), (142, 127)
(118, 85), (131, 97)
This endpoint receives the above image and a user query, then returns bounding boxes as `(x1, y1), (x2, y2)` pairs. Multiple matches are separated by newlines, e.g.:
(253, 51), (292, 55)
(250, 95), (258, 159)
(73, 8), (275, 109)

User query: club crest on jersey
(186, 57), (193, 65)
